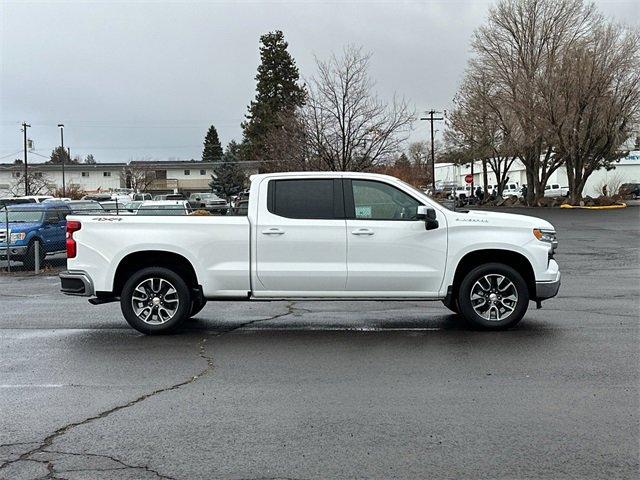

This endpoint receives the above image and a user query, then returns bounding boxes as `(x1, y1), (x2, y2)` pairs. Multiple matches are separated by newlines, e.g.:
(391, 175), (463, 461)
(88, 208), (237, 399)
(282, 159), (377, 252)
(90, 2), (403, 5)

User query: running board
(88, 296), (118, 305)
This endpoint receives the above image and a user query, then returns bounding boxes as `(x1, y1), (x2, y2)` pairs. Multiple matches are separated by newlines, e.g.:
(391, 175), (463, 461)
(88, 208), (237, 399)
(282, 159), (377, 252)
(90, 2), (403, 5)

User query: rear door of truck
(253, 176), (347, 294)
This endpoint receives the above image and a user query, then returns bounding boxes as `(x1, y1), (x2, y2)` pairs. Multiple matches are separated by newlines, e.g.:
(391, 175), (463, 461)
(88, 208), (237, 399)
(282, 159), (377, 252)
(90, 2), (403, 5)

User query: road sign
(465, 174), (473, 184)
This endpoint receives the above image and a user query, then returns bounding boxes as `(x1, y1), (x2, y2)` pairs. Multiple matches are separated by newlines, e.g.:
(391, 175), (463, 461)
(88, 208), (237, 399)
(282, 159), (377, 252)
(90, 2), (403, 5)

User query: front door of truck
(344, 178), (447, 295)
(255, 178), (347, 294)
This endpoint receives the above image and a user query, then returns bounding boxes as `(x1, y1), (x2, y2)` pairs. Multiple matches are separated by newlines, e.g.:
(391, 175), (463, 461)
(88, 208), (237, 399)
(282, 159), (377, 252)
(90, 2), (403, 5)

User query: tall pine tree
(202, 125), (223, 163)
(210, 141), (247, 200)
(241, 30), (306, 164)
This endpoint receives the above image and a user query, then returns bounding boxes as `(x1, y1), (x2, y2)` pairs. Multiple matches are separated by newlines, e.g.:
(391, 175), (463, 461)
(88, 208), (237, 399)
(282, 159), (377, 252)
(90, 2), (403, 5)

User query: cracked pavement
(0, 207), (638, 479)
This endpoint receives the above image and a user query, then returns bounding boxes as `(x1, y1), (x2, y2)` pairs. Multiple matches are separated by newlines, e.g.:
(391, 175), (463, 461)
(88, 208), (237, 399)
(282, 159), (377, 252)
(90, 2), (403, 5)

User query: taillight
(66, 220), (81, 258)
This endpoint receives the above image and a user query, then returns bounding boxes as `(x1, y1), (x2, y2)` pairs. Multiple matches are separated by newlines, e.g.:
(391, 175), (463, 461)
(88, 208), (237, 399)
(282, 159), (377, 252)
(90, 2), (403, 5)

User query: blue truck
(0, 202), (70, 265)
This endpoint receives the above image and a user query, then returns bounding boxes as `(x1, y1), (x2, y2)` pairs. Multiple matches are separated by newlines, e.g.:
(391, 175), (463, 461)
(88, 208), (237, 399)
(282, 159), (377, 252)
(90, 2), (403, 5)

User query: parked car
(1, 202), (70, 265)
(120, 201), (144, 214)
(189, 192), (228, 214)
(153, 194), (186, 201)
(544, 184), (569, 197)
(619, 182), (640, 199)
(67, 200), (105, 214)
(82, 193), (113, 202)
(0, 197), (35, 209)
(135, 200), (192, 216)
(60, 172), (561, 334)
(17, 195), (54, 203)
(229, 199), (249, 216)
(132, 193), (152, 201)
(452, 185), (475, 200)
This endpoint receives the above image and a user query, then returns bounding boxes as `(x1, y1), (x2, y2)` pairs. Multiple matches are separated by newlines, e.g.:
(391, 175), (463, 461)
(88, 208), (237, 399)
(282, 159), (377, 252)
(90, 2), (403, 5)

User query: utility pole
(420, 110), (444, 192)
(22, 123), (30, 195)
(58, 124), (66, 197)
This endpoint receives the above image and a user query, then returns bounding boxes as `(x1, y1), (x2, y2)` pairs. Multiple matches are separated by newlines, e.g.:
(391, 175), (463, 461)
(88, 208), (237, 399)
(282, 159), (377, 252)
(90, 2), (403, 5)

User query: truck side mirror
(417, 205), (439, 230)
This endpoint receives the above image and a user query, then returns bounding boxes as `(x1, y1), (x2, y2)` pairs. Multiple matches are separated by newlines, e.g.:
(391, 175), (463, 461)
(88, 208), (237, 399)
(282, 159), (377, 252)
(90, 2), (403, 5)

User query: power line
(0, 150), (22, 160)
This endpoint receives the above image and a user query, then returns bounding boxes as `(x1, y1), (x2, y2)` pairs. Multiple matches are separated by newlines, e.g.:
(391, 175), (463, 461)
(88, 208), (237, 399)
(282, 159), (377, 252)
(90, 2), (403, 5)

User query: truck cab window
(351, 180), (421, 220)
(268, 179), (340, 219)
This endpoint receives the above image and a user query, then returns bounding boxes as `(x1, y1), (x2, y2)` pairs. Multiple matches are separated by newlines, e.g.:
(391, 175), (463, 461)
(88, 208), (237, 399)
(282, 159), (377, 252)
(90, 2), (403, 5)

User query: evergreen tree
(48, 146), (76, 165)
(84, 154), (96, 164)
(209, 141), (247, 200)
(241, 30), (306, 163)
(202, 125), (223, 163)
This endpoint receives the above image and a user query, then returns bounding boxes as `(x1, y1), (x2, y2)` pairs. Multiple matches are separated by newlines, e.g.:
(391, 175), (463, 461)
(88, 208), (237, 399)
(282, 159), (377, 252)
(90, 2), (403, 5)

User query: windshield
(395, 179), (452, 211)
(137, 205), (186, 215)
(5, 210), (44, 223)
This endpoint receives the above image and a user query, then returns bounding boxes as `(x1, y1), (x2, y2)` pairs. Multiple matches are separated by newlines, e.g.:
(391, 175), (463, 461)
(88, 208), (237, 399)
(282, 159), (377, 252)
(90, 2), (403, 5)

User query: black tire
(441, 298), (460, 314)
(458, 263), (529, 330)
(120, 267), (191, 334)
(23, 238), (46, 269)
(189, 296), (207, 318)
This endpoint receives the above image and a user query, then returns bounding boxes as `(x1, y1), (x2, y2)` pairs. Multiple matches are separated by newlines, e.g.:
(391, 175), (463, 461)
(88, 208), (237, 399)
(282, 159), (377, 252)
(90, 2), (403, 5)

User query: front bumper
(535, 271), (561, 300)
(60, 270), (94, 296)
(0, 245), (28, 258)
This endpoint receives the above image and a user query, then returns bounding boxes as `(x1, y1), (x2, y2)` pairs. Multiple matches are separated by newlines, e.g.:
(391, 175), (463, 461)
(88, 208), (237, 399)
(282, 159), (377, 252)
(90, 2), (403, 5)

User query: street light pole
(420, 110), (444, 192)
(22, 122), (30, 196)
(58, 124), (65, 197)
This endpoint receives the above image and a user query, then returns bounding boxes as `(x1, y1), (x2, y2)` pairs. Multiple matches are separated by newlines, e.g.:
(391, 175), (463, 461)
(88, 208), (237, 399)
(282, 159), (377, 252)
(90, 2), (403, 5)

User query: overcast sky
(1, 0), (638, 164)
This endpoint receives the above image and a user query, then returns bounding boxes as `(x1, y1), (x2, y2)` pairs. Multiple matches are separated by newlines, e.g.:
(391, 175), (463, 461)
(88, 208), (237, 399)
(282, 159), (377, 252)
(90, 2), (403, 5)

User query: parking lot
(0, 207), (638, 479)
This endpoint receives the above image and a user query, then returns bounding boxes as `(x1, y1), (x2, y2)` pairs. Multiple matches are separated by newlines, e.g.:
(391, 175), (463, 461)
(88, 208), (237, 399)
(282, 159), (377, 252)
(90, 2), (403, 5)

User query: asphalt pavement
(0, 207), (638, 479)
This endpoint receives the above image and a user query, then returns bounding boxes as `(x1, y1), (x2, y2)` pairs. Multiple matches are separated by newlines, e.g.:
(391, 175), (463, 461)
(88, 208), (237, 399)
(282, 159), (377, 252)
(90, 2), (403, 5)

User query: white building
(435, 151), (640, 196)
(0, 160), (217, 197)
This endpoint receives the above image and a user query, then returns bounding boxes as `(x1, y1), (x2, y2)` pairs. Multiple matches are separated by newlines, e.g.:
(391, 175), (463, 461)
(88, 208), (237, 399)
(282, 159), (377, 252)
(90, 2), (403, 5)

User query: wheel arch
(112, 250), (199, 297)
(448, 249), (536, 302)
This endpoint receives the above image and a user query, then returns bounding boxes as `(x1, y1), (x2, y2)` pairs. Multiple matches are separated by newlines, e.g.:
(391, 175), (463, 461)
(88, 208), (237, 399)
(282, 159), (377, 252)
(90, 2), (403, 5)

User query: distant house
(0, 160), (216, 197)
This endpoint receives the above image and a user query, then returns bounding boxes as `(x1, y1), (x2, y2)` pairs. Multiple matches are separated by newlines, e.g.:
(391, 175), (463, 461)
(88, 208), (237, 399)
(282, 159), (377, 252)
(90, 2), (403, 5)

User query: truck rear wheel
(120, 267), (191, 334)
(458, 263), (529, 330)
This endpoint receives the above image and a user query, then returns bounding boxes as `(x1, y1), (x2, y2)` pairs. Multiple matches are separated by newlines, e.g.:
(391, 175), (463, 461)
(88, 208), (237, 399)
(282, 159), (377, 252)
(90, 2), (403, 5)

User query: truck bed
(67, 215), (251, 297)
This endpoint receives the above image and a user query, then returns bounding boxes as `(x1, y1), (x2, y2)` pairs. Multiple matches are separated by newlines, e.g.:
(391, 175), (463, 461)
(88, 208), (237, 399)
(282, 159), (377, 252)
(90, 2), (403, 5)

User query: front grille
(0, 229), (6, 244)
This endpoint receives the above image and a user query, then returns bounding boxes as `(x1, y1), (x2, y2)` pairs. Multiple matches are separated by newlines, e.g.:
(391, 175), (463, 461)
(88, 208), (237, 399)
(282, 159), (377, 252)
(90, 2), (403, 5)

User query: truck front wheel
(458, 263), (529, 330)
(120, 267), (191, 334)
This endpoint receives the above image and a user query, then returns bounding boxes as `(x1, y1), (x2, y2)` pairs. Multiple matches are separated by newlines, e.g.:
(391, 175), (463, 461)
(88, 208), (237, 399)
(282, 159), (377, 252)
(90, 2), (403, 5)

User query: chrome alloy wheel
(131, 278), (180, 325)
(470, 274), (518, 321)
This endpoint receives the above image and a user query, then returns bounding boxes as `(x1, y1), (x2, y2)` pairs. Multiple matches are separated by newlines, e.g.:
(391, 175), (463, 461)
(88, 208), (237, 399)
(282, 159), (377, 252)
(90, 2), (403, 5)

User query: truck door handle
(262, 228), (285, 235)
(351, 228), (374, 236)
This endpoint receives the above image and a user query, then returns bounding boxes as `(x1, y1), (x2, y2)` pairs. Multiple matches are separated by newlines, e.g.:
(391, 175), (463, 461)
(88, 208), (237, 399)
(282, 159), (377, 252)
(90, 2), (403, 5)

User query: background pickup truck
(1, 202), (69, 265)
(60, 172), (560, 334)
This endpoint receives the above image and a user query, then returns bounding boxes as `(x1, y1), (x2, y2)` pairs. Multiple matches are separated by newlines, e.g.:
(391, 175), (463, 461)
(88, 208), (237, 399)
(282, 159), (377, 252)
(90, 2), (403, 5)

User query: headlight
(533, 228), (557, 247)
(9, 232), (26, 242)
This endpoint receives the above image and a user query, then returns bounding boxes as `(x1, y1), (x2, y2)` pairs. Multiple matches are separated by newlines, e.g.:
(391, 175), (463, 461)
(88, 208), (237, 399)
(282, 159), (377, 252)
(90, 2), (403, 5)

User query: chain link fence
(1, 199), (245, 275)
(1, 206), (68, 274)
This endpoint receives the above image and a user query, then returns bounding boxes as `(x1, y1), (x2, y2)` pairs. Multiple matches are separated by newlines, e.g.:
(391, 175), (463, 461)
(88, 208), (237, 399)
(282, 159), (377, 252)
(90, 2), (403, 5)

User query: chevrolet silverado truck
(60, 172), (560, 334)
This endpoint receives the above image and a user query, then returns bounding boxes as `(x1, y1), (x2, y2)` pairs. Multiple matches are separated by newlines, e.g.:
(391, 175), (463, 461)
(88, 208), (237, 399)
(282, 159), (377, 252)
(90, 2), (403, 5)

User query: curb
(560, 203), (627, 210)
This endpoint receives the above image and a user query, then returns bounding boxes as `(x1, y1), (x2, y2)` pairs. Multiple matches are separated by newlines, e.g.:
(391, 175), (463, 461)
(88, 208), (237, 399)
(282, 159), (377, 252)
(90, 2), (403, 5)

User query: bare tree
(121, 162), (157, 192)
(471, 0), (597, 202)
(261, 110), (321, 172)
(445, 68), (518, 197)
(544, 22), (640, 203)
(9, 172), (55, 196)
(302, 46), (415, 171)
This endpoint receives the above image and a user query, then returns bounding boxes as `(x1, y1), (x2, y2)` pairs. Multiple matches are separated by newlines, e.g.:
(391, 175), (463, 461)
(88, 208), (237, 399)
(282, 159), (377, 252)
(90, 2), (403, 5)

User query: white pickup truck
(60, 172), (560, 334)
